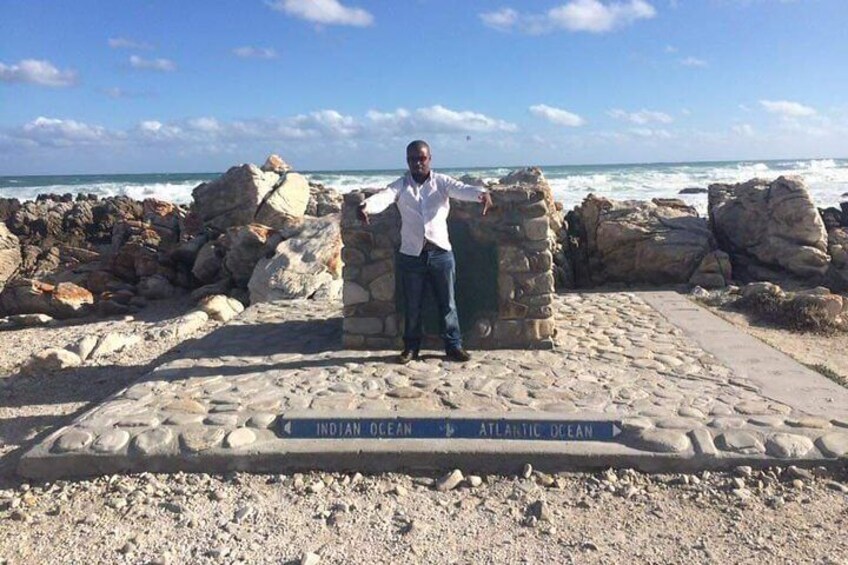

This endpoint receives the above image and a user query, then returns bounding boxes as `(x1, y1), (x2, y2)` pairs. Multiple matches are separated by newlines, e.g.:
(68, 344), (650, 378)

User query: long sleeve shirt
(361, 171), (487, 256)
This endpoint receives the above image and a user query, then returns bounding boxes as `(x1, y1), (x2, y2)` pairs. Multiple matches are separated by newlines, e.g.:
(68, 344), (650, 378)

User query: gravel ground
(1, 297), (847, 564)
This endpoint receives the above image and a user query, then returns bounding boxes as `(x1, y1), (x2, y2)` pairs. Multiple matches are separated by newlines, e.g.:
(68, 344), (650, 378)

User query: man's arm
(358, 182), (401, 224)
(439, 174), (493, 215)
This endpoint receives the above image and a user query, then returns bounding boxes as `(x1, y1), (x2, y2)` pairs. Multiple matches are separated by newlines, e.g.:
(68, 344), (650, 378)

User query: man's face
(406, 145), (431, 178)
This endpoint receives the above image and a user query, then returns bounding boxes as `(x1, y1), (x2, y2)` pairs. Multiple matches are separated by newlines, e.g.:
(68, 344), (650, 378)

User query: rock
(170, 233), (208, 267)
(301, 552), (321, 565)
(1, 313), (54, 328)
(89, 332), (142, 359)
(189, 279), (232, 302)
(689, 250), (732, 289)
(0, 224), (22, 291)
(50, 282), (94, 318)
(0, 279), (94, 319)
(224, 428), (256, 449)
(248, 214), (342, 303)
(148, 310), (209, 340)
(435, 469), (464, 492)
(199, 294), (245, 322)
(68, 335), (99, 362)
(23, 347), (82, 373)
(191, 240), (224, 284)
(708, 176), (829, 281)
(497, 167), (562, 233)
(191, 164), (279, 231)
(527, 499), (552, 522)
(137, 274), (177, 300)
(466, 475), (483, 488)
(679, 187), (707, 194)
(261, 154), (292, 174)
(764, 433), (814, 458)
(221, 224), (278, 287)
(254, 172), (311, 229)
(567, 195), (715, 285)
(306, 183), (343, 217)
(142, 198), (182, 246)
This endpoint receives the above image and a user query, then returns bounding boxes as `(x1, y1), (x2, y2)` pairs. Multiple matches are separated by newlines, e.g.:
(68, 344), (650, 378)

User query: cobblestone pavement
(19, 292), (848, 478)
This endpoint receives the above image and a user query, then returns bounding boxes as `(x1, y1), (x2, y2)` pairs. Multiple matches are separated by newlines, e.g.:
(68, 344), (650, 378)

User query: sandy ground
(0, 297), (847, 564)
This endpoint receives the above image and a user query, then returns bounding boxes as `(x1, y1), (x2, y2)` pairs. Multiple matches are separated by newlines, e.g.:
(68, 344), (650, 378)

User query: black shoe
(397, 349), (419, 364)
(445, 347), (471, 362)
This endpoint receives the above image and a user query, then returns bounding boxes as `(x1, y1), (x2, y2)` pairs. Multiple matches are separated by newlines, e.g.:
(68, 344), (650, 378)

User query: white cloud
(732, 123), (755, 136)
(608, 108), (673, 124)
(294, 110), (360, 137)
(129, 55), (177, 72)
(0, 59), (77, 87)
(529, 104), (585, 127)
(233, 46), (278, 59)
(760, 99), (816, 118)
(629, 127), (673, 139)
(414, 105), (517, 132)
(664, 44), (678, 53)
(479, 8), (519, 30)
(268, 0), (374, 27)
(680, 56), (708, 67)
(186, 117), (222, 132)
(481, 0), (656, 34)
(17, 117), (112, 146)
(108, 37), (153, 50)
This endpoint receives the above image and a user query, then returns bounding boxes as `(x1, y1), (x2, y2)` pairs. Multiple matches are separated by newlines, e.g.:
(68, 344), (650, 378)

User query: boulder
(199, 294), (245, 322)
(142, 198), (182, 246)
(497, 167), (562, 233)
(0, 313), (54, 330)
(50, 282), (95, 318)
(88, 332), (142, 359)
(248, 214), (342, 303)
(567, 196), (715, 285)
(261, 154), (292, 174)
(23, 348), (82, 374)
(708, 176), (829, 281)
(191, 240), (224, 284)
(191, 164), (279, 231)
(0, 279), (93, 319)
(306, 183), (343, 217)
(254, 172), (311, 229)
(689, 250), (732, 289)
(0, 223), (22, 290)
(0, 198), (22, 223)
(137, 274), (177, 300)
(221, 224), (278, 287)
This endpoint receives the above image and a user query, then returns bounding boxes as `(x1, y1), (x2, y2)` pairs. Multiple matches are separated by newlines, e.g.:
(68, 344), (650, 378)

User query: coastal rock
(0, 197), (22, 223)
(142, 198), (182, 246)
(199, 294), (244, 322)
(221, 224), (278, 287)
(169, 233), (208, 267)
(497, 167), (562, 233)
(0, 279), (93, 319)
(567, 195), (715, 285)
(137, 274), (177, 300)
(23, 347), (82, 374)
(0, 224), (22, 290)
(254, 172), (311, 229)
(248, 214), (342, 303)
(689, 250), (732, 289)
(306, 183), (343, 217)
(191, 240), (224, 284)
(191, 164), (279, 231)
(708, 176), (829, 281)
(261, 154), (292, 174)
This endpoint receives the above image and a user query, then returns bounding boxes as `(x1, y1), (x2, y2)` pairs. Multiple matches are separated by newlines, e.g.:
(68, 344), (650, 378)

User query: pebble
(392, 485), (408, 497)
(301, 551), (321, 565)
(466, 475), (483, 488)
(435, 469), (464, 492)
(521, 464), (533, 479)
(306, 481), (325, 494)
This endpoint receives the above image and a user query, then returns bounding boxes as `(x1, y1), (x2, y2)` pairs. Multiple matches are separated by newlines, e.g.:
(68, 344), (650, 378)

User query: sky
(1, 0), (846, 175)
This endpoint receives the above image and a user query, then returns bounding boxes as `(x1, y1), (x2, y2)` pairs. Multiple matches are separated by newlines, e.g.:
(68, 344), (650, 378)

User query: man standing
(358, 140), (493, 364)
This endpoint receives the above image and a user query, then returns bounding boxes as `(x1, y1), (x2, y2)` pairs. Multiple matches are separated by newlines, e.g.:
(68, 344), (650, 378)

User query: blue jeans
(398, 246), (462, 352)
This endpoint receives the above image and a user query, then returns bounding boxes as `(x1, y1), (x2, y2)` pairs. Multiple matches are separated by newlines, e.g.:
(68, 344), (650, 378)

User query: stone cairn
(341, 185), (556, 350)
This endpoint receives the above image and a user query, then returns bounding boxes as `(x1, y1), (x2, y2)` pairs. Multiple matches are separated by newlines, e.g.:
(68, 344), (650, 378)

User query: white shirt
(362, 171), (487, 256)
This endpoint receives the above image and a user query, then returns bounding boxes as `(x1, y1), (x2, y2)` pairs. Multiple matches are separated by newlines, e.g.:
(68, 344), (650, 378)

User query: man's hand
(357, 203), (370, 225)
(479, 192), (493, 216)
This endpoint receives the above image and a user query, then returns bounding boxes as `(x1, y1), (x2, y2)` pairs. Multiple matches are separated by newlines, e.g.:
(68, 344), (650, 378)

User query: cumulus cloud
(108, 37), (153, 50)
(480, 0), (656, 34)
(0, 59), (77, 87)
(629, 127), (673, 139)
(759, 99), (816, 118)
(732, 123), (755, 136)
(680, 56), (708, 67)
(129, 55), (177, 72)
(607, 108), (673, 124)
(233, 46), (278, 59)
(16, 117), (113, 147)
(268, 0), (374, 27)
(366, 106), (517, 134)
(529, 104), (585, 127)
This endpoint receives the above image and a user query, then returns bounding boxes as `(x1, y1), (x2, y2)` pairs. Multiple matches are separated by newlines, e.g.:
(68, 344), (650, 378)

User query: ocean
(2, 158), (847, 215)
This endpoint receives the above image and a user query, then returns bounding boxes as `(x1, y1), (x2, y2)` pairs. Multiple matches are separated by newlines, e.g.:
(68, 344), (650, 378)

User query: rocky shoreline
(2, 155), (848, 339)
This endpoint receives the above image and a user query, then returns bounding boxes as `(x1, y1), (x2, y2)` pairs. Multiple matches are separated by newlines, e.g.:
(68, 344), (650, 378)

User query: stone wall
(341, 186), (556, 350)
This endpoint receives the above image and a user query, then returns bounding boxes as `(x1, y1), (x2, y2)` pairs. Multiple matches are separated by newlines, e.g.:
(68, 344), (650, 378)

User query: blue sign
(278, 417), (622, 442)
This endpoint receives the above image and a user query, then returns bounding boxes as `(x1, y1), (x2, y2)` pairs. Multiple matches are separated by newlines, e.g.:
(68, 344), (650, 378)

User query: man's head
(406, 140), (431, 180)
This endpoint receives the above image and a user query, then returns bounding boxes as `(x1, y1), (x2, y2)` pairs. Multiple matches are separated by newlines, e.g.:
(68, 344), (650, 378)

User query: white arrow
(445, 422), (455, 438)
(282, 421), (292, 435)
(611, 423), (622, 438)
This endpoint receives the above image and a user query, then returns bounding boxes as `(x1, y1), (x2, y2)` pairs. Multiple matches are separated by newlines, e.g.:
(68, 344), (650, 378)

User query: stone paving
(18, 291), (848, 479)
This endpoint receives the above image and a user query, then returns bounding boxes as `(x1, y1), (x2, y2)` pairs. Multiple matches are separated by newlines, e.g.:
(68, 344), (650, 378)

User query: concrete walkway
(19, 291), (848, 479)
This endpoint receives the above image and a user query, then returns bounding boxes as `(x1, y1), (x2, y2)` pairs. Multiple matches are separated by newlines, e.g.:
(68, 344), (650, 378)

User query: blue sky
(1, 0), (846, 174)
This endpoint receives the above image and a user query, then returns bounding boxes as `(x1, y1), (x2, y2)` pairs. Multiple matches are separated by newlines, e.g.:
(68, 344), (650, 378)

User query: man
(358, 140), (493, 364)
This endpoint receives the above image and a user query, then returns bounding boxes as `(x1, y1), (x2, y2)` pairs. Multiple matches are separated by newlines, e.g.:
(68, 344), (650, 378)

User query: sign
(278, 417), (622, 442)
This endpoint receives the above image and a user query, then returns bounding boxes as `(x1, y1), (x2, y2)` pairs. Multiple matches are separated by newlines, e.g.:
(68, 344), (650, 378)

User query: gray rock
(91, 430), (130, 453)
(89, 332), (142, 359)
(254, 172), (311, 228)
(133, 428), (174, 455)
(0, 223), (22, 291)
(23, 347), (82, 374)
(52, 430), (93, 453)
(199, 294), (244, 322)
(815, 432), (848, 457)
(765, 433), (814, 458)
(224, 428), (256, 448)
(435, 469), (464, 492)
(191, 164), (279, 231)
(715, 431), (765, 455)
(68, 335), (99, 362)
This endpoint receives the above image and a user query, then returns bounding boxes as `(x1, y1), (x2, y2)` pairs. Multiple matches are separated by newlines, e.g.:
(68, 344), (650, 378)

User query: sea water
(2, 158), (847, 215)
